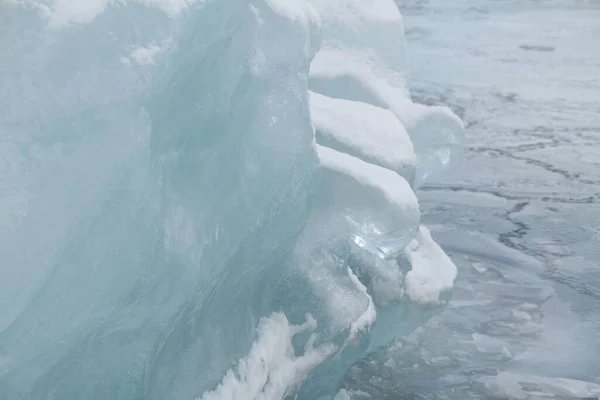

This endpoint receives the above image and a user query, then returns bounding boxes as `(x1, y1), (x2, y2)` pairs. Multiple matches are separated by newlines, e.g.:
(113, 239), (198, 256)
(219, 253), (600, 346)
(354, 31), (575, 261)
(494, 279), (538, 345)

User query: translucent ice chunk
(317, 145), (420, 259)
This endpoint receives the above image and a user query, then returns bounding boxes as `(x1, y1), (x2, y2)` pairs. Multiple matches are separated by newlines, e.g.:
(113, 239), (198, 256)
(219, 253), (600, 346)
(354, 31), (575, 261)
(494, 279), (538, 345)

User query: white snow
(403, 226), (457, 305)
(264, 0), (320, 30)
(123, 44), (163, 66)
(341, 267), (376, 351)
(312, 0), (402, 25)
(310, 47), (410, 107)
(310, 47), (463, 148)
(310, 91), (415, 179)
(199, 313), (335, 400)
(317, 145), (417, 213)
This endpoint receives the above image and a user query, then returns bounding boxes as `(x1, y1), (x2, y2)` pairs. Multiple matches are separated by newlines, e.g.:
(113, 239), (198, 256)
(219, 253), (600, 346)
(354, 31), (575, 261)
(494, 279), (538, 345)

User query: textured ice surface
(308, 0), (464, 187)
(0, 0), (463, 398)
(403, 226), (456, 306)
(310, 91), (416, 182)
(335, 0), (600, 399)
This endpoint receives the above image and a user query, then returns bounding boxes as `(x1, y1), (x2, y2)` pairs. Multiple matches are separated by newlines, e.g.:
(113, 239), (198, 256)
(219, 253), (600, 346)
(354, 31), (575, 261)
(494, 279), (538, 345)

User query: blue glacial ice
(0, 0), (463, 398)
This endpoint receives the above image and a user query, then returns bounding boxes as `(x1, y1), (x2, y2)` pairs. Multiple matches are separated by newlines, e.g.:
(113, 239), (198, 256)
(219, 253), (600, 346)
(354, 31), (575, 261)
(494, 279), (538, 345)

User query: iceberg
(0, 0), (463, 399)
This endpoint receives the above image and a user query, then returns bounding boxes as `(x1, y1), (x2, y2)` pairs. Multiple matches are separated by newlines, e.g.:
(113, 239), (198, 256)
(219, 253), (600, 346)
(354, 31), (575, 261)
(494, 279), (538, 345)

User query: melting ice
(0, 0), (463, 398)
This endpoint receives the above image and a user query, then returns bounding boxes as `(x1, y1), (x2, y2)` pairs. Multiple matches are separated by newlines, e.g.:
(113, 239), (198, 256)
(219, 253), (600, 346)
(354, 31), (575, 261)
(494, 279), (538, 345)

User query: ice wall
(0, 0), (463, 399)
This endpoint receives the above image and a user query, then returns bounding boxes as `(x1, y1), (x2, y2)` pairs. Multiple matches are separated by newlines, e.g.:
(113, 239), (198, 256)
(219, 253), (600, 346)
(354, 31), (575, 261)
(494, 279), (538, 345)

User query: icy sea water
(340, 0), (600, 399)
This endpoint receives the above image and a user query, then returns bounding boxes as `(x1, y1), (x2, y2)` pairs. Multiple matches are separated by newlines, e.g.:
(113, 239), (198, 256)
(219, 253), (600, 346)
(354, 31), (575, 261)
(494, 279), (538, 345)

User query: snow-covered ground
(340, 0), (600, 398)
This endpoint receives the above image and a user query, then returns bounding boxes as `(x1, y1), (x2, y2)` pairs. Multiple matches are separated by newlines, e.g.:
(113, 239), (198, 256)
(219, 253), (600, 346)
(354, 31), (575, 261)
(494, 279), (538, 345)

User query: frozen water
(4, 0), (597, 398)
(0, 0), (463, 399)
(337, 0), (600, 399)
(308, 0), (464, 187)
(310, 91), (416, 182)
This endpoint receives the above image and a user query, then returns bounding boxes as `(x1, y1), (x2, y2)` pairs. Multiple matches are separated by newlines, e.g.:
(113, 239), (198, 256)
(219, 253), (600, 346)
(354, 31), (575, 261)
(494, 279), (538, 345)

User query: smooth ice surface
(0, 0), (463, 398)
